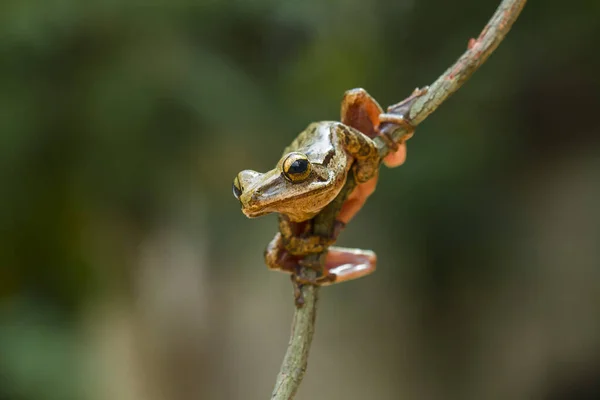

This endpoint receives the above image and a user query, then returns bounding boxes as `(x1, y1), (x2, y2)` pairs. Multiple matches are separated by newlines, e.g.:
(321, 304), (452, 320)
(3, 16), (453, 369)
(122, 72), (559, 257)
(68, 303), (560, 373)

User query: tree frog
(233, 88), (422, 286)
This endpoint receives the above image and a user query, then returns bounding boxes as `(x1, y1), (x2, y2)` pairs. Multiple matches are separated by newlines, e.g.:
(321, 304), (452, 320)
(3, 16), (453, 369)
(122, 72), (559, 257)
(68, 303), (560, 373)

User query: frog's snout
(232, 176), (243, 200)
(234, 169), (279, 218)
(232, 170), (262, 202)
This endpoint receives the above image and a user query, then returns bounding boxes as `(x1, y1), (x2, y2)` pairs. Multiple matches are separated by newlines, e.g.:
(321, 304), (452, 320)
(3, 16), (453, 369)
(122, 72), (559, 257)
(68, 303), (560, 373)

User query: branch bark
(271, 0), (527, 398)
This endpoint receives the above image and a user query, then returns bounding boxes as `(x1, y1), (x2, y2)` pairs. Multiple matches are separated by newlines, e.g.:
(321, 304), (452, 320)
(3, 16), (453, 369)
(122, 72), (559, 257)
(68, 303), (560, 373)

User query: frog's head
(233, 151), (345, 222)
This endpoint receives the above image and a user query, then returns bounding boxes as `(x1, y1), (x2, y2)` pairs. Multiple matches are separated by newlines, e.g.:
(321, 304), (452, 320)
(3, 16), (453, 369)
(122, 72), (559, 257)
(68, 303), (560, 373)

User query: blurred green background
(1, 0), (600, 399)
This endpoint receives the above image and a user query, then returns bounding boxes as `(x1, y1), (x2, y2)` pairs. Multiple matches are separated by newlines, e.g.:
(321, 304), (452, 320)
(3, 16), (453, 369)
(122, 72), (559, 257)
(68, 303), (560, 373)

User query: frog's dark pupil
(289, 159), (308, 174)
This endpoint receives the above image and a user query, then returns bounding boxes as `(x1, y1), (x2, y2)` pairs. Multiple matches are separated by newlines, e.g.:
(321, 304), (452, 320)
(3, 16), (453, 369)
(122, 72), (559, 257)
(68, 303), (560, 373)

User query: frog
(233, 88), (425, 288)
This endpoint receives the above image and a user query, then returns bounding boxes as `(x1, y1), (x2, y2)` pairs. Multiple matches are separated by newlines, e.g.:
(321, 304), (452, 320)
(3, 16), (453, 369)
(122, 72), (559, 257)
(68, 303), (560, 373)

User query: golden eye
(232, 176), (242, 199)
(282, 153), (312, 183)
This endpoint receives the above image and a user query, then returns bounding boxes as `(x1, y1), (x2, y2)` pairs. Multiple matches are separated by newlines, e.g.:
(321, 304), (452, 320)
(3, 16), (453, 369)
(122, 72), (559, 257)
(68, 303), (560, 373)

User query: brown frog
(233, 88), (423, 286)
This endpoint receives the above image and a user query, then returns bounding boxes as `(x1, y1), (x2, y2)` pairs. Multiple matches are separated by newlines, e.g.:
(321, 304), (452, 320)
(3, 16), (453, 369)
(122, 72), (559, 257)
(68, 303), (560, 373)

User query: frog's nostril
(232, 177), (243, 200)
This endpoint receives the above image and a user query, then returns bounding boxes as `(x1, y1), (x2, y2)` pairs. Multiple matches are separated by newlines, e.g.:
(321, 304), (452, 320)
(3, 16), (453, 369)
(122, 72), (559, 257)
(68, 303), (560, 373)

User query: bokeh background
(1, 0), (600, 399)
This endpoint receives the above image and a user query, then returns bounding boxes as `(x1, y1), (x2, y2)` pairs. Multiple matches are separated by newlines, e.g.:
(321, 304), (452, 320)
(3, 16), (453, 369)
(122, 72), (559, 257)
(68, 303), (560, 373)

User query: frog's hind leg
(295, 246), (377, 286)
(341, 87), (401, 154)
(340, 88), (417, 168)
(267, 232), (376, 285)
(267, 233), (376, 305)
(319, 246), (377, 285)
(341, 88), (383, 138)
(264, 233), (298, 274)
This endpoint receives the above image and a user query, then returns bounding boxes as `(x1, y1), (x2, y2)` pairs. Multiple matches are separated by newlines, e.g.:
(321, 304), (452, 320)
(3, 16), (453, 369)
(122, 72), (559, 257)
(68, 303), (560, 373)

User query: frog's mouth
(232, 176), (272, 218)
(233, 174), (270, 218)
(241, 208), (272, 219)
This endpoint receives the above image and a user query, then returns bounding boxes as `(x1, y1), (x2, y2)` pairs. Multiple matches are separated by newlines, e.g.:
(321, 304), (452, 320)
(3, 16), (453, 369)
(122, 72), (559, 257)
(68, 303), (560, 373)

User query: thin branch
(271, 172), (354, 399)
(271, 0), (527, 399)
(378, 0), (528, 150)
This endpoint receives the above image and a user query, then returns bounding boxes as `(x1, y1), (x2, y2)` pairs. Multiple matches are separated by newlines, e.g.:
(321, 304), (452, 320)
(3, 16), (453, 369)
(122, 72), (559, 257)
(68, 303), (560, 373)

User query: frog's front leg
(265, 217), (342, 271)
(278, 215), (343, 256)
(341, 87), (428, 169)
(341, 88), (407, 168)
(282, 235), (334, 256)
(336, 88), (427, 223)
(336, 124), (381, 184)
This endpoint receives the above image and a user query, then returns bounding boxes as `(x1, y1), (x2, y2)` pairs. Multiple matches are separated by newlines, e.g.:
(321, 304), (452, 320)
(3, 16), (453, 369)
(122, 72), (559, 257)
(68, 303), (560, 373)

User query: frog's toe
(382, 141), (408, 168)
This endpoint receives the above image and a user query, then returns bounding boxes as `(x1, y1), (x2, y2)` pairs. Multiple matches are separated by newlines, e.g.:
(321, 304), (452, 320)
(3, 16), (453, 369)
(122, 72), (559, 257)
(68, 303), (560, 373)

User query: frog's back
(284, 121), (340, 165)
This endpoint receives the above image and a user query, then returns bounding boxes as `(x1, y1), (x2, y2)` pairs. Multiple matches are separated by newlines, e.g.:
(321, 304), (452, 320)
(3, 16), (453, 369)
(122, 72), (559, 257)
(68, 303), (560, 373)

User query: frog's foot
(378, 114), (414, 140)
(291, 270), (336, 287)
(376, 121), (410, 168)
(386, 86), (429, 115)
(267, 234), (375, 306)
(292, 247), (377, 287)
(290, 247), (377, 305)
(290, 261), (336, 307)
(291, 274), (306, 306)
(379, 86), (429, 139)
(339, 87), (420, 170)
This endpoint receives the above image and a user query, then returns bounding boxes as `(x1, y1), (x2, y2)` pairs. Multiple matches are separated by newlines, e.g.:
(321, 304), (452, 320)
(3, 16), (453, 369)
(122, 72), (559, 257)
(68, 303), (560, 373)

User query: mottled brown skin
(233, 89), (415, 286)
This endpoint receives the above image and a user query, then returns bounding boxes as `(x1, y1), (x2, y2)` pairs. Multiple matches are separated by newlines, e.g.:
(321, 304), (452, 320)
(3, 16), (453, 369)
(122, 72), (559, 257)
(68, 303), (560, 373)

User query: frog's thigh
(320, 246), (377, 286)
(341, 88), (383, 138)
(337, 176), (378, 224)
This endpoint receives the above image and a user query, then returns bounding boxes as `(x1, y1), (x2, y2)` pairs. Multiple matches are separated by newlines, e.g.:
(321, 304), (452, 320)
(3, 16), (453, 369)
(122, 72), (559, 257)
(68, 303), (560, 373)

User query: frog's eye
(282, 152), (312, 183)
